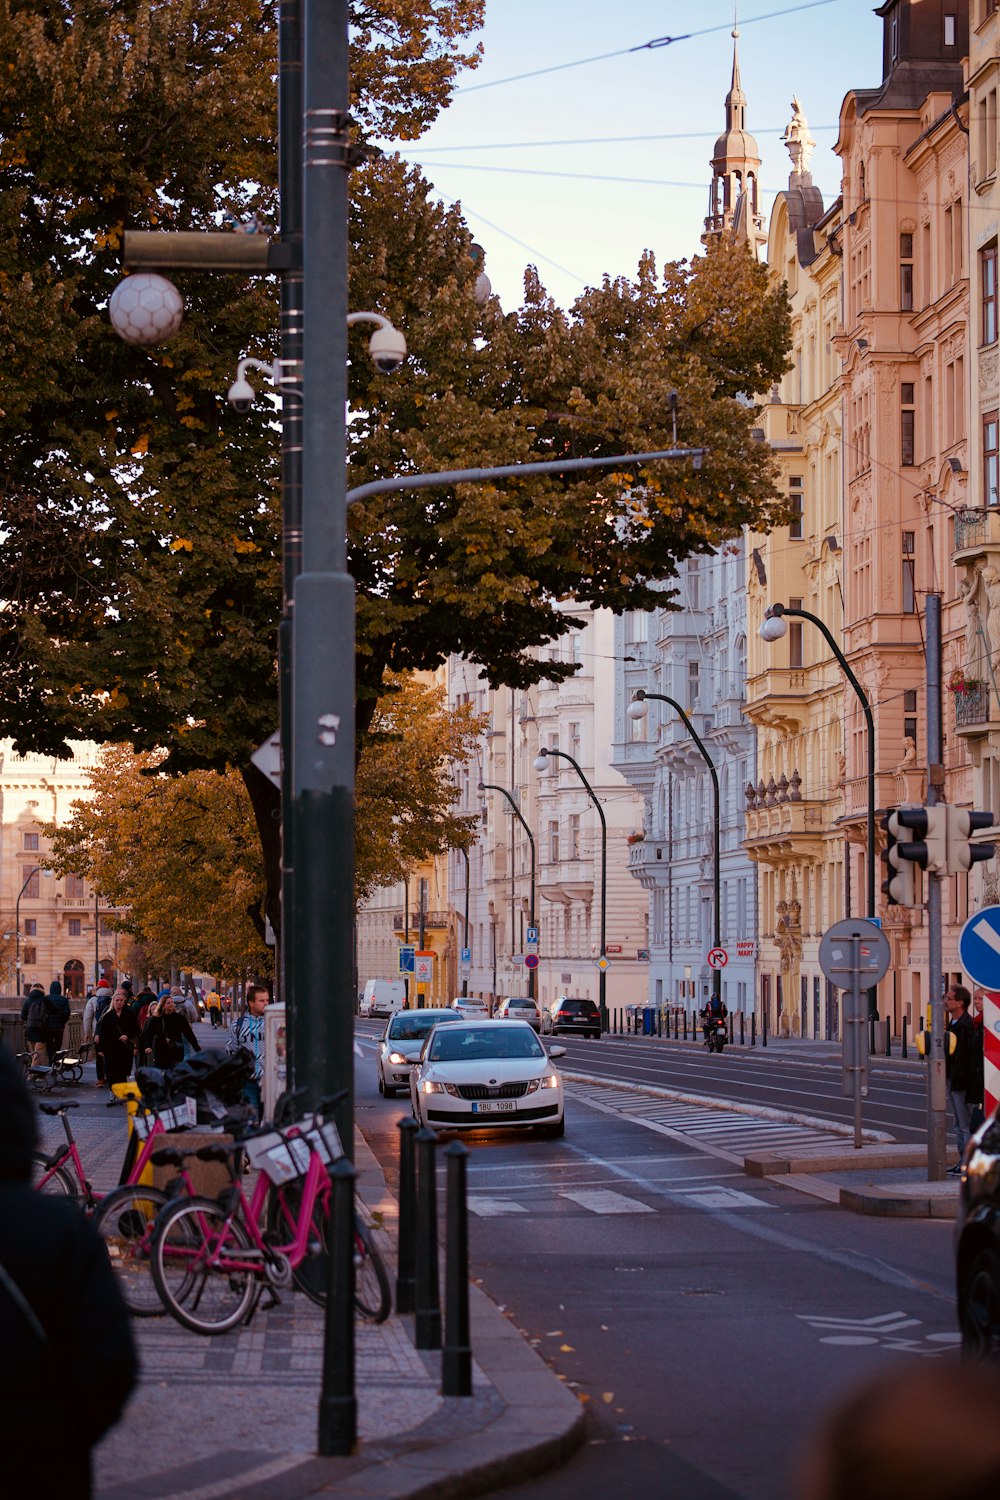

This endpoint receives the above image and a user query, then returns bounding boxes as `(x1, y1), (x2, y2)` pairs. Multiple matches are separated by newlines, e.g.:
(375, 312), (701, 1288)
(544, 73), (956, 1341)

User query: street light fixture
(227, 312), (407, 411)
(627, 690), (722, 1009)
(758, 602), (876, 930)
(533, 748), (607, 1031)
(479, 782), (536, 1001)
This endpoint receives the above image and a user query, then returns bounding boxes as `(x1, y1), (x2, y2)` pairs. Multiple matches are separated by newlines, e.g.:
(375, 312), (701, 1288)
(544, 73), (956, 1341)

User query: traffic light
(882, 810), (918, 906)
(945, 806), (996, 874)
(896, 805), (948, 873)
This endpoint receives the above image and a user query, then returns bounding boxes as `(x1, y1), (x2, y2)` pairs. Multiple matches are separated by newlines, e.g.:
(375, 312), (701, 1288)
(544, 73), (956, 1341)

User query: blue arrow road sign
(398, 944), (416, 975)
(959, 906), (1000, 989)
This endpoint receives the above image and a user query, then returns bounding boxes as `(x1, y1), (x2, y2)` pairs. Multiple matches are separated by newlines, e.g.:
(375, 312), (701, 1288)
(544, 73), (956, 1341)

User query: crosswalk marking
(565, 1080), (850, 1158)
(559, 1189), (654, 1215)
(675, 1186), (772, 1209)
(467, 1197), (528, 1217)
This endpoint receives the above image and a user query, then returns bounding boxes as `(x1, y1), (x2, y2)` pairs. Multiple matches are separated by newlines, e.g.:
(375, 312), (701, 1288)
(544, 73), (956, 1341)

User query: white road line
(674, 1186), (773, 1210)
(559, 1189), (655, 1215)
(467, 1197), (528, 1217)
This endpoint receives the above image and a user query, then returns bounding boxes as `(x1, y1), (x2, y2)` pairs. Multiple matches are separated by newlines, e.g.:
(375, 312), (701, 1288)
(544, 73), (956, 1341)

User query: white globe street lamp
(108, 273), (184, 346)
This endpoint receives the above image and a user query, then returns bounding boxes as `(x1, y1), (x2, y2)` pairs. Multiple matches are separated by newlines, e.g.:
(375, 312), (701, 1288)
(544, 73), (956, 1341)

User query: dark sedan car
(956, 1111), (1000, 1357)
(543, 997), (601, 1039)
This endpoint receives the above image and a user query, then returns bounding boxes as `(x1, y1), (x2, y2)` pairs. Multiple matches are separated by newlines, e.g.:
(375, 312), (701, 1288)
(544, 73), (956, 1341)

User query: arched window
(63, 958), (85, 999)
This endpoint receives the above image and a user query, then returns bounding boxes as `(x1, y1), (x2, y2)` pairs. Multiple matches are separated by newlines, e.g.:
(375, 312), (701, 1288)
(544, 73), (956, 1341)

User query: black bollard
(442, 1141), (472, 1397)
(683, 1011), (688, 1043)
(869, 1014), (876, 1055)
(762, 1010), (767, 1047)
(728, 1014), (734, 1043)
(902, 1015), (908, 1060)
(885, 1017), (892, 1058)
(396, 1118), (419, 1315)
(318, 1156), (357, 1456)
(751, 1012), (756, 1047)
(414, 1127), (441, 1350)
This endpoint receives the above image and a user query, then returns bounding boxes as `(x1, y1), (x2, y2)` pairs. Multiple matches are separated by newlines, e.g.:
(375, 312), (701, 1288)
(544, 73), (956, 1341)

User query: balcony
(391, 910), (450, 933)
(627, 839), (671, 890)
(953, 506), (1000, 559)
(538, 856), (593, 904)
(953, 682), (998, 735)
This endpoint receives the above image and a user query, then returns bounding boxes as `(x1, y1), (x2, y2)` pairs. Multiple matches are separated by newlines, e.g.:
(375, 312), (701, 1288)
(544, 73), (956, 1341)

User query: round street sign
(959, 906), (1000, 990)
(707, 947), (728, 969)
(818, 919), (891, 990)
(524, 953), (539, 970)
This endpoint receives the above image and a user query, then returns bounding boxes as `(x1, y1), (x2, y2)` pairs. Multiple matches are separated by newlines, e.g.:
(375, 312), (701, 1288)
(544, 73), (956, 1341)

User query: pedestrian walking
(135, 985), (157, 1033)
(97, 990), (138, 1105)
(226, 984), (270, 1121)
(0, 1045), (137, 1498)
(945, 984), (977, 1172)
(206, 988), (222, 1029)
(19, 984), (49, 1068)
(140, 992), (200, 1070)
(44, 978), (70, 1064)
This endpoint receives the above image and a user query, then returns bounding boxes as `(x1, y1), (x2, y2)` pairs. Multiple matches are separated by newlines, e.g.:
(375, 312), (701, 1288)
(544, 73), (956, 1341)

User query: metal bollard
(739, 1011), (745, 1045)
(414, 1127), (441, 1350)
(396, 1118), (419, 1315)
(885, 1018), (891, 1058)
(728, 1014), (734, 1043)
(442, 1141), (472, 1397)
(902, 1015), (908, 1060)
(869, 1014), (876, 1055)
(683, 1011), (688, 1042)
(318, 1156), (357, 1456)
(762, 1010), (767, 1047)
(751, 1013), (756, 1047)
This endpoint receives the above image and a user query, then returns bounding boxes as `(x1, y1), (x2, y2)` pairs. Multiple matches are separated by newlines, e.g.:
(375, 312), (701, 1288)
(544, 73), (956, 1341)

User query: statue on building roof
(782, 96), (815, 175)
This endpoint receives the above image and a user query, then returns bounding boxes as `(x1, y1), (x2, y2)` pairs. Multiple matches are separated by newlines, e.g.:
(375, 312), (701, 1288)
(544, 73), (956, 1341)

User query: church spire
(703, 30), (766, 258)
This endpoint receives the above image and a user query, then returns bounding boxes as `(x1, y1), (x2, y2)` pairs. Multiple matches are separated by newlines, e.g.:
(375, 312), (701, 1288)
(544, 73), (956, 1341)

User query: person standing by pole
(226, 984), (269, 1121)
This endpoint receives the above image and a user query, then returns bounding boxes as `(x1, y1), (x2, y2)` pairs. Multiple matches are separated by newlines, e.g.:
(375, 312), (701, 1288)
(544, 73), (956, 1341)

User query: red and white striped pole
(984, 992), (1000, 1119)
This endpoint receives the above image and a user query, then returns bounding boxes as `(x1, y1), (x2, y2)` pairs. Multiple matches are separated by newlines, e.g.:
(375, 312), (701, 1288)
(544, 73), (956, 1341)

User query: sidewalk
(41, 1061), (585, 1500)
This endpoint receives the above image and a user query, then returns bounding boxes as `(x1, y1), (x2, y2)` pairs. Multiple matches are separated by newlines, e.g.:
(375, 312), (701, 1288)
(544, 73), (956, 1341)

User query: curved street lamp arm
(346, 448), (705, 507)
(479, 781), (537, 999)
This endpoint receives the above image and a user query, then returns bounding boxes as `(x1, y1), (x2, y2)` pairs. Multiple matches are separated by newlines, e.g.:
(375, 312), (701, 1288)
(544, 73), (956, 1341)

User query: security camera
(368, 323), (407, 375)
(227, 376), (256, 414)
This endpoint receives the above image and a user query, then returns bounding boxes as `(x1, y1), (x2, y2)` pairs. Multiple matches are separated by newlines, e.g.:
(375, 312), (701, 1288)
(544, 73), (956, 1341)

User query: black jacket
(947, 1010), (977, 1095)
(140, 1010), (200, 1069)
(0, 1047), (137, 1496)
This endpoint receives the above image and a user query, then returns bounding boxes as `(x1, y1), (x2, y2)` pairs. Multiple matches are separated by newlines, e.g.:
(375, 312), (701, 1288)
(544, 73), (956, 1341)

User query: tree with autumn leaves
(0, 0), (791, 934)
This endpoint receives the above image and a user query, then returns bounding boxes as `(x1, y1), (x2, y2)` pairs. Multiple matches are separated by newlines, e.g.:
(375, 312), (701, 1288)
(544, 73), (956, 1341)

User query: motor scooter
(702, 1016), (727, 1053)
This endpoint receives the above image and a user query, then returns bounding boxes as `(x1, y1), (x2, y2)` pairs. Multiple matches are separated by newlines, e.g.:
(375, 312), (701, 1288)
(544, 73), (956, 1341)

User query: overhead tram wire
(456, 0), (837, 96)
(413, 126), (839, 154)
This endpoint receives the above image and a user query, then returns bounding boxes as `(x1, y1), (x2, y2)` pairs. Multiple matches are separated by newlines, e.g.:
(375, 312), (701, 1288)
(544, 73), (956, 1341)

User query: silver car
(495, 997), (541, 1032)
(377, 1008), (460, 1097)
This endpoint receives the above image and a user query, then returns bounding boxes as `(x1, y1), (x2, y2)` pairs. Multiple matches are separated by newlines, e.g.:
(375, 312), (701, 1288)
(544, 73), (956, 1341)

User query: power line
(457, 0), (838, 96)
(413, 126), (839, 154)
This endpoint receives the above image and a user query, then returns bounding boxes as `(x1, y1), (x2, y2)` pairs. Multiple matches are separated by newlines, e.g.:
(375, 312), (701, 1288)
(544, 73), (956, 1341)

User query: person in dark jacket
(945, 984), (977, 1173)
(140, 991), (200, 1070)
(97, 989), (138, 1104)
(19, 983), (49, 1066)
(45, 978), (71, 1063)
(0, 1045), (137, 1497)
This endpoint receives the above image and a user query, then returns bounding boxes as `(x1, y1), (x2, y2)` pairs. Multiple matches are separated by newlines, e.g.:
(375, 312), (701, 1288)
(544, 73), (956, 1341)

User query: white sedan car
(410, 1020), (566, 1137)
(450, 996), (490, 1020)
(377, 1008), (460, 1096)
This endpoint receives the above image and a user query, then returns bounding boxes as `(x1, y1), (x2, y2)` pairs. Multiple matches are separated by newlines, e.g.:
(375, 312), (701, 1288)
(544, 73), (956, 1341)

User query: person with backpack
(226, 985), (270, 1121)
(44, 979), (70, 1064)
(19, 985), (49, 1067)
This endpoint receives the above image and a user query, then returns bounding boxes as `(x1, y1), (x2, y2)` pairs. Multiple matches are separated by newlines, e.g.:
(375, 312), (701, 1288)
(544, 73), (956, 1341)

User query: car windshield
(456, 999), (486, 1008)
(388, 1012), (458, 1041)
(428, 1026), (545, 1062)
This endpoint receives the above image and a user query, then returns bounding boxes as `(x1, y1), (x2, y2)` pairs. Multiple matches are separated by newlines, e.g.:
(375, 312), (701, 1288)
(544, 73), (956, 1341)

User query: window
(65, 873), (86, 899)
(788, 476), (804, 539)
(548, 820), (559, 864)
(23, 920), (36, 937)
(900, 232), (914, 310)
(944, 12), (956, 45)
(901, 384), (916, 466)
(688, 660), (701, 706)
(788, 597), (804, 669)
(569, 814), (581, 859)
(68, 918), (81, 937)
(23, 947), (36, 966)
(23, 832), (38, 851)
(982, 245), (998, 345)
(904, 690), (918, 747)
(23, 871), (39, 899)
(902, 531), (916, 613)
(985, 411), (999, 506)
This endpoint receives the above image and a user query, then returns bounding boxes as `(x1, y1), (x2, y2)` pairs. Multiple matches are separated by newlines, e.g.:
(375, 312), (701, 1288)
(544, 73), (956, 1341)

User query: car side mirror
(548, 1045), (566, 1059)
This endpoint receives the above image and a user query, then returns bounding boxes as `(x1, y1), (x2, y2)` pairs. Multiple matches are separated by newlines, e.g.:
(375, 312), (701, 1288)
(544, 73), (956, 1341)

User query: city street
(356, 1020), (958, 1500)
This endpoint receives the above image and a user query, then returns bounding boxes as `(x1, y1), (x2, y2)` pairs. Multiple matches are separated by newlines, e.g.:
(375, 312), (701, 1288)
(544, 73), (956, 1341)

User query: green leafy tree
(0, 1), (790, 922)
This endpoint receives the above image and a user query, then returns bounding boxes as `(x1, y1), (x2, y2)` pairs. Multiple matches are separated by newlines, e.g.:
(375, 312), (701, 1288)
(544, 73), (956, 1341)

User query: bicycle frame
(35, 1104), (172, 1208)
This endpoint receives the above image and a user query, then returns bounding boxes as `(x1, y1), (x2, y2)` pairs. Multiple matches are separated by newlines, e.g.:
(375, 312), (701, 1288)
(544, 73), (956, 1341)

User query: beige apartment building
(0, 741), (111, 999)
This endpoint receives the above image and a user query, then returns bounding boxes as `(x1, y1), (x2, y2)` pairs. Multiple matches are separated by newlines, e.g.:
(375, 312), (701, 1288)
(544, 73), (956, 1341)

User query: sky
(382, 0), (885, 311)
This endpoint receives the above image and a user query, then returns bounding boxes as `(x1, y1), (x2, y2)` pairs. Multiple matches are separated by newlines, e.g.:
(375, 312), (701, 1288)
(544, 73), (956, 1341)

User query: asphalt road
(354, 1021), (957, 1500)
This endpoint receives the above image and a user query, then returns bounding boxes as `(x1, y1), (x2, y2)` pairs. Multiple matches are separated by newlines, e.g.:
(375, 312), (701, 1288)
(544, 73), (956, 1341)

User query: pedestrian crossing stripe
(559, 1189), (654, 1215)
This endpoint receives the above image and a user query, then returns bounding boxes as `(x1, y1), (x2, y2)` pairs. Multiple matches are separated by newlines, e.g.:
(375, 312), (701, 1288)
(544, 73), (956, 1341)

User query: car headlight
(527, 1073), (561, 1093)
(421, 1080), (445, 1094)
(387, 1052), (408, 1065)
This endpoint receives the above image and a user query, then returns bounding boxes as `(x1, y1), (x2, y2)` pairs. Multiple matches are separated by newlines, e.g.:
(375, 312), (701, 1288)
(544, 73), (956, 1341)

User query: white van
(360, 979), (406, 1018)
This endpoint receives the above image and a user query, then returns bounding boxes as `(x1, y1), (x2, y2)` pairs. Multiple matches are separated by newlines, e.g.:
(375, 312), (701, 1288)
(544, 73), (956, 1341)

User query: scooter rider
(701, 992), (728, 1043)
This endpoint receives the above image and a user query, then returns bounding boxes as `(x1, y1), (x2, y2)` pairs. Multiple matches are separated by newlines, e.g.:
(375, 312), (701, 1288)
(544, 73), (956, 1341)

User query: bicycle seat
(150, 1148), (184, 1168)
(39, 1101), (79, 1115)
(195, 1145), (235, 1164)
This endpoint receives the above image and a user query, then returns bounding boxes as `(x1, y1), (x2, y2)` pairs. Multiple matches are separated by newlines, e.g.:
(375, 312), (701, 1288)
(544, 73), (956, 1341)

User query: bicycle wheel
(354, 1217), (391, 1323)
(31, 1153), (76, 1199)
(267, 1179), (328, 1308)
(94, 1185), (170, 1317)
(152, 1196), (258, 1336)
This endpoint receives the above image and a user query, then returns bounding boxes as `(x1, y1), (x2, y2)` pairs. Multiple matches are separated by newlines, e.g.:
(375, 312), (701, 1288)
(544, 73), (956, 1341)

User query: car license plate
(472, 1100), (515, 1114)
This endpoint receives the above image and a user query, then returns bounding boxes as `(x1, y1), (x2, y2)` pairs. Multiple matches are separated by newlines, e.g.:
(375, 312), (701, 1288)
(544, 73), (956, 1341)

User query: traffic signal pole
(926, 594), (947, 1182)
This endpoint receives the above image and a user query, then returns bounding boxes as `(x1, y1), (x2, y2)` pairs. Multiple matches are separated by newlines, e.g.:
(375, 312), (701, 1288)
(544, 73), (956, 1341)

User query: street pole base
(415, 1311), (442, 1350)
(317, 1395), (357, 1456)
(442, 1347), (472, 1398)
